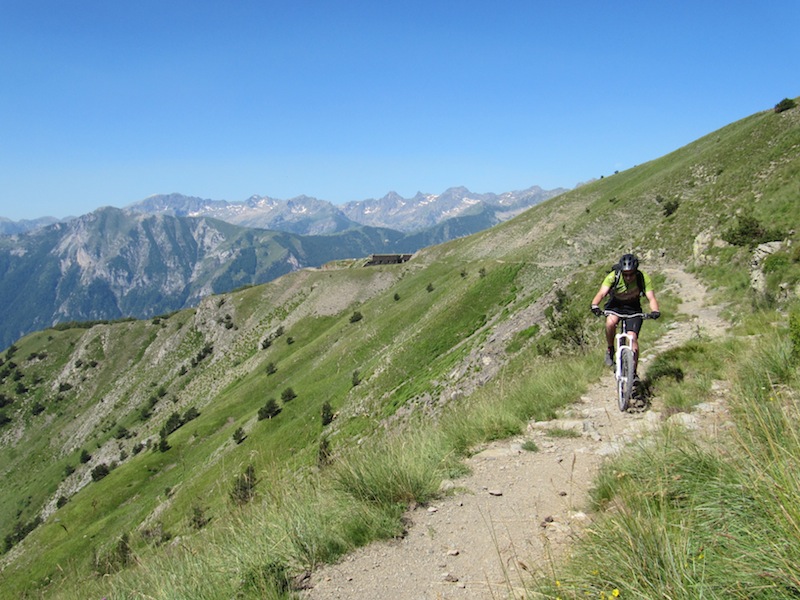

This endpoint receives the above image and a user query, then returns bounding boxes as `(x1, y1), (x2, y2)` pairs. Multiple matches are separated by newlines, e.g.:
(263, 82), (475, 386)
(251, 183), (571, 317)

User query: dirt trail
(303, 267), (730, 600)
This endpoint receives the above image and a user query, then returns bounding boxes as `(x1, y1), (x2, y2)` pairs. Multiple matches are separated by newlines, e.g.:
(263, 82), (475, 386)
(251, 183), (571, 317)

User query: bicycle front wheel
(617, 347), (635, 411)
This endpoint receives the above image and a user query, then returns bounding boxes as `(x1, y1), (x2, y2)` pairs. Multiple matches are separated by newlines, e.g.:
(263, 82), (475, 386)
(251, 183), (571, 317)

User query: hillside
(304, 267), (731, 599)
(0, 187), (563, 351)
(1, 98), (799, 599)
(0, 209), (434, 350)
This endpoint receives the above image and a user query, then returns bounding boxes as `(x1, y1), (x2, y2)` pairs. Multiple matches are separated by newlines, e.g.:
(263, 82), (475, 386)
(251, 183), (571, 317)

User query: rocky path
(303, 267), (730, 600)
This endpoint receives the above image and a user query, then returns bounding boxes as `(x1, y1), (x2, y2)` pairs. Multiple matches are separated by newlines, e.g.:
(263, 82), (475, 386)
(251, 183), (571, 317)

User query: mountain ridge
(0, 185), (568, 236)
(0, 208), (416, 350)
(0, 185), (564, 351)
(126, 185), (567, 234)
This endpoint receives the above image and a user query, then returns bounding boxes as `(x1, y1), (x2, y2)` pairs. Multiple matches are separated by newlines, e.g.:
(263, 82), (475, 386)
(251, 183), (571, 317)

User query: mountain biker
(590, 253), (660, 377)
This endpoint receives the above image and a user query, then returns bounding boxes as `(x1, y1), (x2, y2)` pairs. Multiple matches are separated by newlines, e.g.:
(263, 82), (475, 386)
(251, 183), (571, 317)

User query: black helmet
(619, 253), (639, 272)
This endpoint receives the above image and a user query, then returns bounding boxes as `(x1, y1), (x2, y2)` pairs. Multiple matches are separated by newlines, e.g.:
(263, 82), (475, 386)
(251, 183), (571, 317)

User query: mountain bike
(601, 310), (654, 412)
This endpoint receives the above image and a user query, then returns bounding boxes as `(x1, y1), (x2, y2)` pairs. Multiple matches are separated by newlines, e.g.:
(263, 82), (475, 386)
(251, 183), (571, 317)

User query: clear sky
(0, 1), (797, 221)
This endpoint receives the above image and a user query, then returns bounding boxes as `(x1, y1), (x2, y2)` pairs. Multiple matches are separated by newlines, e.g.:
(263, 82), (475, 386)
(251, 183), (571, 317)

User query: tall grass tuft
(330, 428), (450, 507)
(441, 354), (594, 456)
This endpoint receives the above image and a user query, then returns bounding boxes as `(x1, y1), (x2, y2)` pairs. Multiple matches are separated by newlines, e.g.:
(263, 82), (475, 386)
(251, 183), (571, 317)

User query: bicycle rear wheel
(617, 347), (635, 411)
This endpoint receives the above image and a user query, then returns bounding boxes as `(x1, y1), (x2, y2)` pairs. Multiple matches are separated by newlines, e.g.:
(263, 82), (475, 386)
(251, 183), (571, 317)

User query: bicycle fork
(614, 332), (634, 374)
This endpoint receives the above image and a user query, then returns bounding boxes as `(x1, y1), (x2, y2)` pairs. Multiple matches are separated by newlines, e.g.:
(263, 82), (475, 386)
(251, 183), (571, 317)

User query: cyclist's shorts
(604, 298), (644, 335)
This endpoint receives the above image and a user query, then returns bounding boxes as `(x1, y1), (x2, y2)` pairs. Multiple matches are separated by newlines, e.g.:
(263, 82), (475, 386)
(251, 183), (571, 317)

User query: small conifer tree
(233, 426), (246, 444)
(321, 401), (334, 426)
(258, 398), (281, 420)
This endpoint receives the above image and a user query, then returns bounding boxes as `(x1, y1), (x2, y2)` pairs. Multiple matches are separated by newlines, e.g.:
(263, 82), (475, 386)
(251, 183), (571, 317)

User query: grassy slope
(1, 99), (799, 597)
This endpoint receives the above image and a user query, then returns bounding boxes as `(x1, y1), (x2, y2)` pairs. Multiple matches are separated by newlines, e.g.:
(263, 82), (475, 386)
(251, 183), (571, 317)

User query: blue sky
(1, 1), (797, 221)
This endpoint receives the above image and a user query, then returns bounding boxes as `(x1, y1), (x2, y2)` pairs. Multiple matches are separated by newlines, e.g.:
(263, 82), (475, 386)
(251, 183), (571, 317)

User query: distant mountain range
(0, 186), (566, 349)
(0, 216), (62, 236)
(124, 186), (566, 235)
(0, 185), (565, 236)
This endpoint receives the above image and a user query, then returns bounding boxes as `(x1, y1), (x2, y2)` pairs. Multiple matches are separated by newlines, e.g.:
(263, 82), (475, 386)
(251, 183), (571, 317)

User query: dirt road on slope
(303, 267), (730, 600)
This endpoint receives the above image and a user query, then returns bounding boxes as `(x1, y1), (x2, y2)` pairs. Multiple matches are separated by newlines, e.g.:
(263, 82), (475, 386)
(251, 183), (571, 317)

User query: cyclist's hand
(591, 304), (602, 316)
(650, 311), (661, 320)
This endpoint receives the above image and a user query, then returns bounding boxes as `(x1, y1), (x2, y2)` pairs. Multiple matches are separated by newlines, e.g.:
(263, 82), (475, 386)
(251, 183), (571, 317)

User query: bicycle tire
(617, 347), (635, 411)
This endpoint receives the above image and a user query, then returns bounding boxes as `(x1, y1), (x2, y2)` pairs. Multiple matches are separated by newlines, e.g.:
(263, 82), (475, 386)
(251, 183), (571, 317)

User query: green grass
(537, 316), (800, 599)
(27, 352), (594, 600)
(641, 338), (727, 413)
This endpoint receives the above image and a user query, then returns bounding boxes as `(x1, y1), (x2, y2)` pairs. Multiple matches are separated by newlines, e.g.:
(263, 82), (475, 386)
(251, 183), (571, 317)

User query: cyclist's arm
(591, 284), (611, 306)
(645, 289), (659, 313)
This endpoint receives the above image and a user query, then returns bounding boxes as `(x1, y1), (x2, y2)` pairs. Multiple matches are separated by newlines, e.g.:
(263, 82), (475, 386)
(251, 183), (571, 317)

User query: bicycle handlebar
(600, 310), (653, 319)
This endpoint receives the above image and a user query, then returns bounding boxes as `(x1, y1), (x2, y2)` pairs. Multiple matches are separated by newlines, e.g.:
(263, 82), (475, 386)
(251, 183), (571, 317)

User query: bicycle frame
(603, 310), (649, 411)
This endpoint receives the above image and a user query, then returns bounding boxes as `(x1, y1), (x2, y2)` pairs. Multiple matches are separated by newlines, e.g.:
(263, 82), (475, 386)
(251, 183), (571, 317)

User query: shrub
(545, 288), (590, 349)
(189, 505), (210, 530)
(140, 522), (172, 547)
(258, 398), (281, 420)
(0, 412), (10, 427)
(182, 406), (200, 423)
(157, 430), (171, 452)
(265, 362), (277, 375)
(722, 215), (784, 247)
(352, 370), (361, 386)
(281, 387), (297, 402)
(163, 412), (183, 435)
(230, 464), (257, 505)
(239, 560), (292, 596)
(662, 198), (680, 217)
(79, 449), (92, 463)
(321, 401), (334, 426)
(91, 463), (110, 481)
(3, 515), (42, 553)
(318, 436), (333, 467)
(233, 427), (246, 444)
(349, 311), (363, 323)
(774, 97), (797, 113)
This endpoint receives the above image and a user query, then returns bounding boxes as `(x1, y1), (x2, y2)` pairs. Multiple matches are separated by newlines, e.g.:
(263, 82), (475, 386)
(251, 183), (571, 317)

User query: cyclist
(590, 253), (660, 377)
